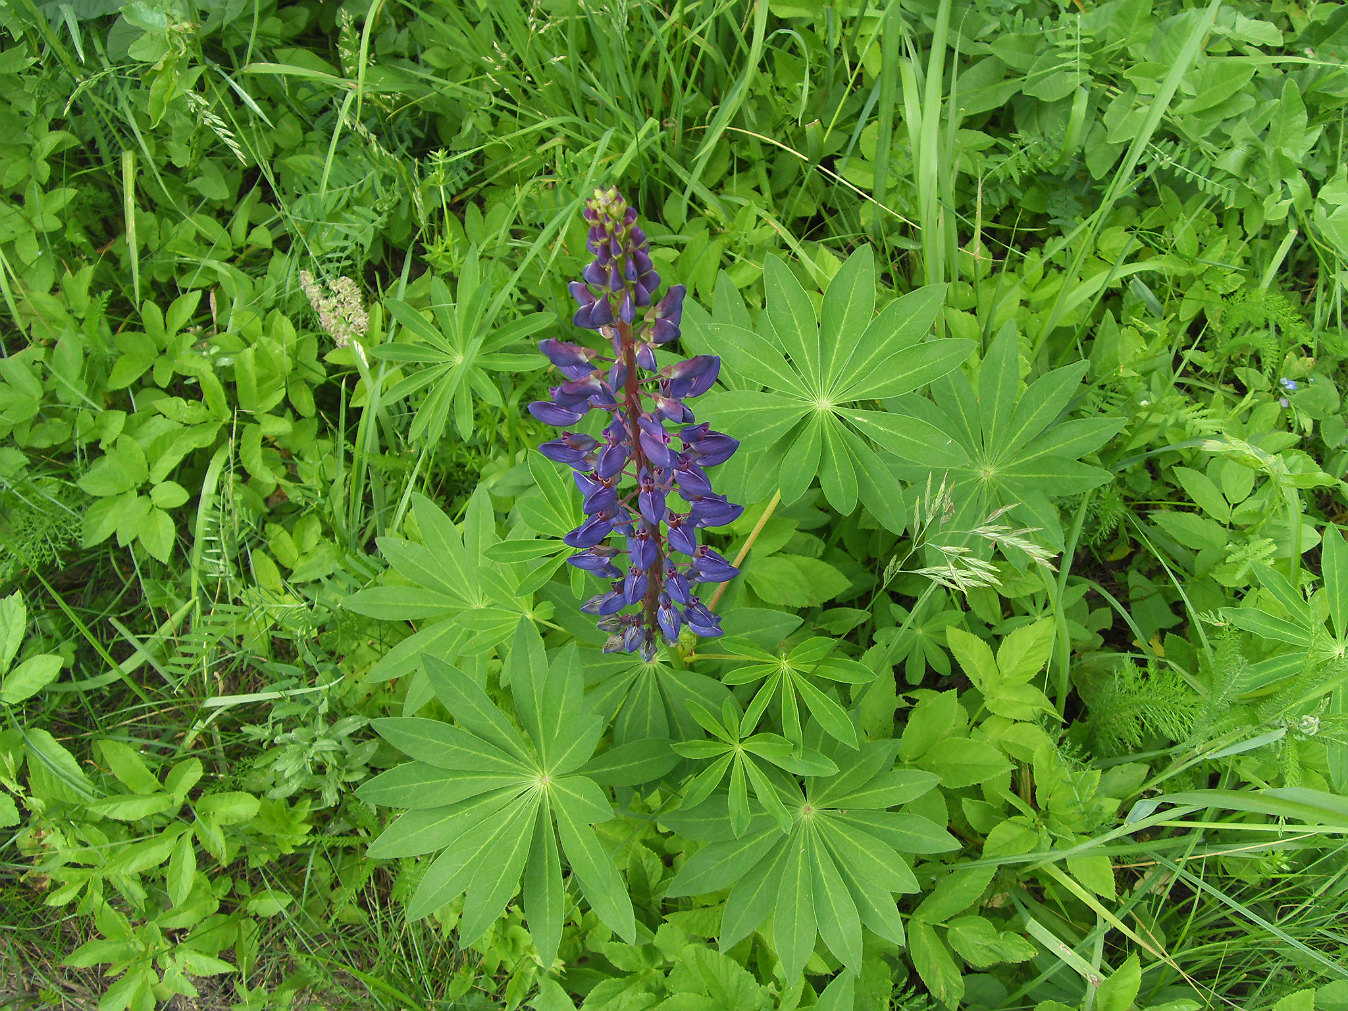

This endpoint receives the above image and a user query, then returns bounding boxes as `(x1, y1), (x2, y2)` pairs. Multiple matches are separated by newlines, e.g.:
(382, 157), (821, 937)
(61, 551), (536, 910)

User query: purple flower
(539, 432), (599, 469)
(533, 187), (741, 658)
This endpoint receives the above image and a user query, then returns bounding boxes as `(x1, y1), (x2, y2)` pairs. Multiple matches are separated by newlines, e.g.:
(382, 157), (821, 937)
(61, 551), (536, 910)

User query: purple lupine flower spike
(528, 186), (741, 659)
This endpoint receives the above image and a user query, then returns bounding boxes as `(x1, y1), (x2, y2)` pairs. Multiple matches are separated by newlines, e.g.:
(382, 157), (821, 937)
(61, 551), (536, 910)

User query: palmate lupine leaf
(358, 622), (675, 963)
(376, 249), (553, 445)
(719, 636), (877, 749)
(346, 488), (536, 683)
(694, 247), (973, 527)
(885, 323), (1124, 546)
(664, 740), (951, 980)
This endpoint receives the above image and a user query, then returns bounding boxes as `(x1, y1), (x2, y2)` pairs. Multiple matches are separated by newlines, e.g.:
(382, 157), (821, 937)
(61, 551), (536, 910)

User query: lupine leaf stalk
(529, 188), (743, 659)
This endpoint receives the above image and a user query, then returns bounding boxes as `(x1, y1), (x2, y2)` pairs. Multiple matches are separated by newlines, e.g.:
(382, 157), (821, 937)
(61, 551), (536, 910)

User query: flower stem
(707, 488), (781, 611)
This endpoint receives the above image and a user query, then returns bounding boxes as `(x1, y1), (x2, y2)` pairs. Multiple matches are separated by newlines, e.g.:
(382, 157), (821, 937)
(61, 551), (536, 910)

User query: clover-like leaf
(358, 624), (637, 961)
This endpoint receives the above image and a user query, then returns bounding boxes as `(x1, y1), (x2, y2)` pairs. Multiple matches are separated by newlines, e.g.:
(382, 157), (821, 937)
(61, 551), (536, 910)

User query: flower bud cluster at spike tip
(529, 187), (742, 660)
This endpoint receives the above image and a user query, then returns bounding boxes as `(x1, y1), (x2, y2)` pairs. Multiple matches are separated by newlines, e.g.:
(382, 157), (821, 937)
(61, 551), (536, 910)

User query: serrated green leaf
(914, 865), (995, 924)
(946, 914), (1036, 967)
(1, 653), (63, 704)
(915, 737), (1012, 789)
(167, 831), (195, 907)
(909, 918), (963, 1009)
(1096, 953), (1142, 1011)
(97, 740), (160, 794)
(0, 592), (24, 675)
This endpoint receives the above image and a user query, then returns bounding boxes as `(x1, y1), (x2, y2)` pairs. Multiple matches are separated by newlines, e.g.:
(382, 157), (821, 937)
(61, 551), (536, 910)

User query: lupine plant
(529, 187), (743, 660)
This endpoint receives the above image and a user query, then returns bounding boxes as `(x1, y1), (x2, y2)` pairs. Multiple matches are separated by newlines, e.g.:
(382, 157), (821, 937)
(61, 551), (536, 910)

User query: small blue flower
(1279, 377), (1298, 391)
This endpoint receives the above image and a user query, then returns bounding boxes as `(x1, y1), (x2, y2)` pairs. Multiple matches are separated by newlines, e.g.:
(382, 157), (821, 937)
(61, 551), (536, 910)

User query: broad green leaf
(97, 740), (160, 795)
(745, 554), (851, 608)
(1, 653), (63, 704)
(87, 793), (175, 821)
(909, 918), (964, 1009)
(945, 627), (998, 694)
(167, 831), (196, 907)
(914, 737), (1012, 789)
(914, 865), (996, 924)
(996, 617), (1056, 685)
(946, 915), (1036, 967)
(0, 592), (24, 674)
(1096, 953), (1142, 1011)
(1068, 853), (1116, 899)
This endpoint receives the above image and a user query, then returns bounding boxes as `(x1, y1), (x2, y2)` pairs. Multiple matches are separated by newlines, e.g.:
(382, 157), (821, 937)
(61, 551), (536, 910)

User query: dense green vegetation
(2, 0), (1348, 1008)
